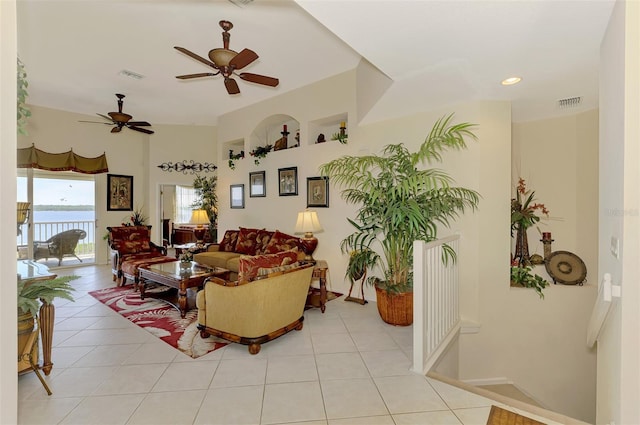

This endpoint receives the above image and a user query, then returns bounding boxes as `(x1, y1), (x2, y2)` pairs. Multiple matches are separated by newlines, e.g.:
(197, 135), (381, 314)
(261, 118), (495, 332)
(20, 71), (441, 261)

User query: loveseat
(196, 262), (314, 354)
(193, 227), (305, 281)
(107, 225), (175, 286)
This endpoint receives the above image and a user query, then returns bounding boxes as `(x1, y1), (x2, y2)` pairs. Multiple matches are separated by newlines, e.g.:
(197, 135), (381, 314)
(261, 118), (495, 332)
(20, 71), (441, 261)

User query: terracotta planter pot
(375, 286), (413, 326)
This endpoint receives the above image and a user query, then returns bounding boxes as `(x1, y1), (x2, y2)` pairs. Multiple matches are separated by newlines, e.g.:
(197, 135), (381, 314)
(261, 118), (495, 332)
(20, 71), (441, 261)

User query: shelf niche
(249, 114), (300, 152)
(308, 113), (348, 145)
(224, 138), (245, 169)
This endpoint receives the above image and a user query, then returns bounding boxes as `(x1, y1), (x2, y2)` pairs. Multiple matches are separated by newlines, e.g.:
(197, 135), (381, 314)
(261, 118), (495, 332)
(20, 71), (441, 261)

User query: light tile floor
(18, 264), (557, 425)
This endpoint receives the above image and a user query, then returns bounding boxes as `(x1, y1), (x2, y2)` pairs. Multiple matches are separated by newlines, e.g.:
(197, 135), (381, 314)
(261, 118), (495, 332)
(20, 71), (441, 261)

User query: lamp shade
(189, 209), (209, 226)
(295, 210), (323, 234)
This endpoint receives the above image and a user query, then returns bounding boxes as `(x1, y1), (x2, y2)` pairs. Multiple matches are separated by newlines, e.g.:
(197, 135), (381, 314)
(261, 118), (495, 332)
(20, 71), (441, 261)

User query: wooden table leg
(319, 274), (327, 313)
(139, 276), (146, 300)
(178, 278), (188, 318)
(38, 302), (55, 375)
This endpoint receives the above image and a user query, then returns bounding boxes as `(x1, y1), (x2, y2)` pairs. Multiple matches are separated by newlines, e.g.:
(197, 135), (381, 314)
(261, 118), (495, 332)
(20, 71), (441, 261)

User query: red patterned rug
(88, 285), (228, 359)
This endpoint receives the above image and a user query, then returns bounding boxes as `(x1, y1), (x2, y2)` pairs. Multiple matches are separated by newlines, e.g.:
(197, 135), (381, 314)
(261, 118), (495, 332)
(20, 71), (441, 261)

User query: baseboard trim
(462, 377), (512, 386)
(428, 371), (591, 425)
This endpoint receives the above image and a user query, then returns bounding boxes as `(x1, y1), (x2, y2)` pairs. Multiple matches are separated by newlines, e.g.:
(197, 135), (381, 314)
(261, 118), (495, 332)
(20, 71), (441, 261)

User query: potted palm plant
(320, 114), (480, 325)
(17, 275), (78, 364)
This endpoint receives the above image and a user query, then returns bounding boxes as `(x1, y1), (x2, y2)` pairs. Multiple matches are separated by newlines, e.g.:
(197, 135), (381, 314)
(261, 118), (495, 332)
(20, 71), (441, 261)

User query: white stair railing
(412, 235), (461, 375)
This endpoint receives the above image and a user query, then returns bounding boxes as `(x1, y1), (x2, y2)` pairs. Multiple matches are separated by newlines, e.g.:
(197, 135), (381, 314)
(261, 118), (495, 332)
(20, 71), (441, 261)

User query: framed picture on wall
(278, 167), (298, 196)
(249, 171), (266, 197)
(307, 176), (329, 207)
(230, 184), (245, 209)
(107, 174), (133, 211)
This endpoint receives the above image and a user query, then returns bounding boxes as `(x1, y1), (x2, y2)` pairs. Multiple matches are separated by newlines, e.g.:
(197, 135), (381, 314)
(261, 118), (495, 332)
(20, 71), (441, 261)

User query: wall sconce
(190, 209), (209, 243)
(294, 209), (323, 262)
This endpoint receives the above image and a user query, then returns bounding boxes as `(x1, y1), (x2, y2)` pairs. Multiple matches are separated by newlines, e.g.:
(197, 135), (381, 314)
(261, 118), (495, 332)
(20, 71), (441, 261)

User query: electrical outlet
(610, 236), (619, 259)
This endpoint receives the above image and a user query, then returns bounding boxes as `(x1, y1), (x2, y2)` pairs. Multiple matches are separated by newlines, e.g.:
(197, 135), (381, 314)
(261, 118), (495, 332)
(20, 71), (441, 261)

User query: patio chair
(34, 229), (87, 266)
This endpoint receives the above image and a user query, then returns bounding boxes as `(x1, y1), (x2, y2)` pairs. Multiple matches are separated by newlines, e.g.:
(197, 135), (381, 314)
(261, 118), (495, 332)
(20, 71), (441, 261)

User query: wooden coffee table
(138, 261), (230, 318)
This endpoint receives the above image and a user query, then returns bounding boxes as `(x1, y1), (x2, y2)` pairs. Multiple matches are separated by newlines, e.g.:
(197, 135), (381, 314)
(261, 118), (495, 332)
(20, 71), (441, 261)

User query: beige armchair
(196, 263), (314, 354)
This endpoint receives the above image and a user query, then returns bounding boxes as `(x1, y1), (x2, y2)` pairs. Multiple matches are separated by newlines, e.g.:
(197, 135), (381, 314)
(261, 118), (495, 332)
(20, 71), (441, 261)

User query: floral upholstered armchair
(106, 225), (171, 286)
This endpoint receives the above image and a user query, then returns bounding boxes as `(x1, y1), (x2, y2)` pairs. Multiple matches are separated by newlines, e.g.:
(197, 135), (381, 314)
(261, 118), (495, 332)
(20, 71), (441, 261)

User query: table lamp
(17, 202), (30, 236)
(295, 209), (323, 262)
(189, 209), (209, 243)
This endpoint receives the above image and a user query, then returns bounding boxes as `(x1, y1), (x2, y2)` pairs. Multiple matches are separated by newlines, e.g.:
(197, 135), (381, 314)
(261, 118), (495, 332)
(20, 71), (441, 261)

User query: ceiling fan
(79, 94), (154, 134)
(174, 20), (279, 95)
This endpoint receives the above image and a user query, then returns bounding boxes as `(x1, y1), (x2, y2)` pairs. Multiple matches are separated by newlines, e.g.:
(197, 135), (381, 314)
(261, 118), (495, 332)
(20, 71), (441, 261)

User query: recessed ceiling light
(501, 77), (522, 86)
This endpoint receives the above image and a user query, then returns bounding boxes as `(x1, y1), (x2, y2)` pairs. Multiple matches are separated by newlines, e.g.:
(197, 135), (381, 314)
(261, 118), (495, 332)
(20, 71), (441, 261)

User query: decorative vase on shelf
(513, 224), (530, 265)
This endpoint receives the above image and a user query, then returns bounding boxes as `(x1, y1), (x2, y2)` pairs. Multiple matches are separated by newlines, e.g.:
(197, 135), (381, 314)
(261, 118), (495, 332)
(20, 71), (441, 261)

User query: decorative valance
(17, 144), (109, 174)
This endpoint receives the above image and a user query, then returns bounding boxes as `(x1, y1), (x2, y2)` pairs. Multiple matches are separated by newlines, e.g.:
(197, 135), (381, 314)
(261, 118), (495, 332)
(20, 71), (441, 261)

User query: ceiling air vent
(118, 69), (144, 80)
(557, 96), (582, 109)
(228, 0), (253, 7)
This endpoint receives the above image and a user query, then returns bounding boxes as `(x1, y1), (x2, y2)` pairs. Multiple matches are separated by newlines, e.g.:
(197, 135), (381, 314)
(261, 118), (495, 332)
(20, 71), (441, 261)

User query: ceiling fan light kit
(174, 20), (279, 95)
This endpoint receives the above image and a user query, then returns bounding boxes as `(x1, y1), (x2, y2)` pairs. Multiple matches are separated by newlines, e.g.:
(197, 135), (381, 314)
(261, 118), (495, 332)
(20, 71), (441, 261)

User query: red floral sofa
(193, 227), (305, 281)
(107, 225), (175, 286)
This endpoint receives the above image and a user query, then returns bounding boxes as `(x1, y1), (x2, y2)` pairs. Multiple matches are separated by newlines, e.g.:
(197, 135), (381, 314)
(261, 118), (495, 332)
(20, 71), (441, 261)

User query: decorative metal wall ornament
(157, 160), (217, 174)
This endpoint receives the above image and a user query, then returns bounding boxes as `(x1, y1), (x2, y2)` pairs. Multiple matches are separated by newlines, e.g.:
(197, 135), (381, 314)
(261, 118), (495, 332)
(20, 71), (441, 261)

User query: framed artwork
(107, 174), (133, 211)
(249, 171), (266, 197)
(278, 167), (298, 196)
(307, 176), (329, 207)
(230, 184), (245, 209)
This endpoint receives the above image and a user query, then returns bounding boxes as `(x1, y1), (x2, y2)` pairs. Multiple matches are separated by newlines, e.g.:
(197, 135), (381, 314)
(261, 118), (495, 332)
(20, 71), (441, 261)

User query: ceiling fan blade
(239, 73), (279, 87)
(111, 126), (122, 133)
(229, 48), (258, 70)
(174, 46), (218, 69)
(79, 120), (113, 125)
(128, 121), (152, 126)
(128, 126), (154, 135)
(176, 72), (219, 80)
(97, 113), (115, 122)
(224, 78), (240, 95)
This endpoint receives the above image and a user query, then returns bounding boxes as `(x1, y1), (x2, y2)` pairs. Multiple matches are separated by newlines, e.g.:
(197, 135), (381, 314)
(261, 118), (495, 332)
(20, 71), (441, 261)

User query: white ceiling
(16, 0), (615, 128)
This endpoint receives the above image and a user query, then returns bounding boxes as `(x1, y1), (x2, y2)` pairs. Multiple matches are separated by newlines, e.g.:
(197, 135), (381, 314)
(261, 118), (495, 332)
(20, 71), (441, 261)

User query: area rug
(88, 285), (228, 359)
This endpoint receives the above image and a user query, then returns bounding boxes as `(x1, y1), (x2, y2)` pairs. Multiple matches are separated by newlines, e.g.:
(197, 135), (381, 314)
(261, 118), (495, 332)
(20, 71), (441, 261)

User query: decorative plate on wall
(545, 250), (587, 285)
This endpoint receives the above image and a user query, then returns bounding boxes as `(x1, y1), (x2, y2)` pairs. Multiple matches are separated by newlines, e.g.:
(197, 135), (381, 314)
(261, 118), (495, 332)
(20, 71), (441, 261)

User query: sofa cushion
(238, 249), (299, 282)
(264, 230), (301, 254)
(218, 230), (239, 252)
(194, 251), (240, 270)
(255, 229), (274, 255)
(235, 227), (262, 255)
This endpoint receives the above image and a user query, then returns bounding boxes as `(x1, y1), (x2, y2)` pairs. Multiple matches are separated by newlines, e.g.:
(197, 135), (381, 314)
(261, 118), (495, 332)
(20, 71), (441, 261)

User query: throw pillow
(256, 261), (301, 278)
(237, 249), (299, 282)
(235, 227), (262, 255)
(218, 230), (239, 252)
(264, 230), (301, 254)
(254, 229), (274, 255)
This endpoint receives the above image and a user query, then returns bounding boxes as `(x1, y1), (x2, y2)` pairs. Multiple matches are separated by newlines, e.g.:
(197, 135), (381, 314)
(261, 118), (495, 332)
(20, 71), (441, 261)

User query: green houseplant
(17, 57), (32, 135)
(192, 174), (218, 241)
(18, 275), (78, 318)
(320, 114), (480, 325)
(510, 265), (549, 299)
(17, 275), (78, 363)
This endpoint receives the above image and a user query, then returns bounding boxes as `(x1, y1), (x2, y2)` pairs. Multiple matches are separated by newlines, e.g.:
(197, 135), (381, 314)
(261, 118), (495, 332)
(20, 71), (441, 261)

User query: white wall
(597, 1), (640, 424)
(17, 105), (216, 263)
(460, 111), (599, 423)
(1, 0), (19, 423)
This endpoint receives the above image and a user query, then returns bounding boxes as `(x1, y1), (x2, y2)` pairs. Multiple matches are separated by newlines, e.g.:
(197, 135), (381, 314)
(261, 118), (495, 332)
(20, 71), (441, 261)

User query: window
(175, 185), (197, 223)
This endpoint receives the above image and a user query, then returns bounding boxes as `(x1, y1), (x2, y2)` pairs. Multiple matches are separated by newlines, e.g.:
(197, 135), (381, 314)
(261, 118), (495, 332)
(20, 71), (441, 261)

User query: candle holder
(541, 234), (554, 260)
